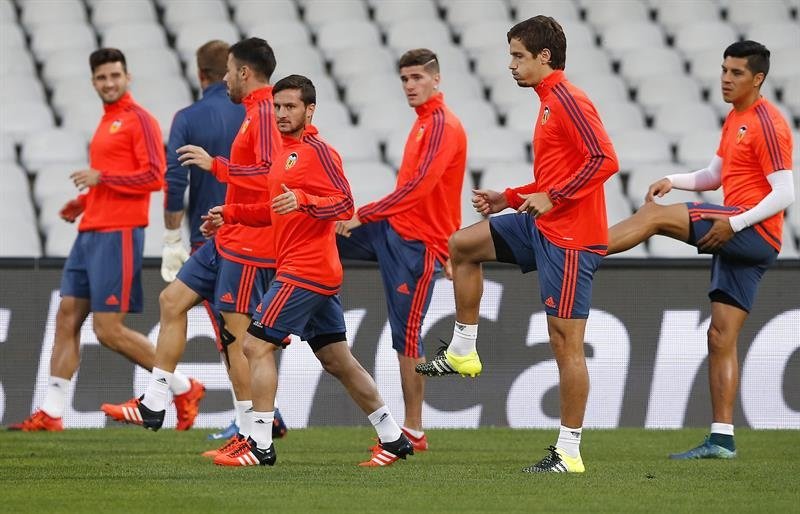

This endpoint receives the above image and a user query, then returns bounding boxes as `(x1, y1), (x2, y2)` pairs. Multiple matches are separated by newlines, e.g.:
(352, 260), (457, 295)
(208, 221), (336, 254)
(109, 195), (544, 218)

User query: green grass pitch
(1, 427), (797, 513)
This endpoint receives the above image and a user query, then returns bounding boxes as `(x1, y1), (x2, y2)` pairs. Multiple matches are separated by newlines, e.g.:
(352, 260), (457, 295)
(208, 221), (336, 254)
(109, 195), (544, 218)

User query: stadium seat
(612, 130), (673, 170)
(60, 102), (104, 138)
(162, 0), (229, 35)
(305, 74), (339, 102)
(488, 74), (542, 115)
(673, 21), (739, 55)
(0, 0), (14, 21)
(675, 129), (722, 170)
(512, 0), (581, 22)
(467, 128), (530, 171)
(233, 0), (298, 32)
(33, 163), (86, 206)
(687, 48), (727, 91)
(0, 101), (55, 144)
(91, 0), (157, 33)
(0, 216), (42, 257)
(40, 49), (95, 87)
(442, 0), (511, 35)
(346, 161), (398, 206)
(782, 76), (800, 118)
(386, 20), (453, 54)
(766, 48), (800, 87)
(635, 74), (702, 114)
(124, 48), (182, 79)
(271, 45), (327, 85)
(50, 77), (98, 118)
(0, 75), (46, 105)
(478, 161), (533, 193)
(315, 20), (382, 57)
(460, 20), (521, 55)
(330, 46), (396, 84)
(3, 163), (29, 195)
(44, 222), (78, 257)
(29, 22), (97, 62)
(356, 100), (417, 143)
(174, 22), (240, 62)
(473, 44), (516, 83)
(563, 46), (614, 77)
(653, 0), (720, 35)
(594, 101), (646, 135)
(0, 45), (36, 77)
(438, 70), (485, 102)
(746, 21), (800, 51)
(604, 173), (634, 223)
(370, 0), (439, 29)
(460, 177), (484, 229)
(600, 21), (667, 59)
(429, 45), (472, 75)
(0, 21), (25, 50)
(625, 161), (686, 202)
(503, 95), (541, 139)
(21, 129), (88, 174)
(554, 20), (598, 49)
(618, 47), (685, 87)
(302, 0), (369, 30)
(319, 126), (381, 163)
(726, 0), (790, 31)
(653, 102), (720, 143)
(311, 100), (354, 136)
(245, 20), (312, 46)
(101, 22), (169, 51)
(777, 225), (800, 259)
(344, 72), (408, 115)
(130, 75), (193, 111)
(570, 74), (630, 105)
(647, 234), (708, 258)
(0, 133), (15, 162)
(20, 0), (86, 28)
(584, 0), (651, 31)
(450, 99), (500, 134)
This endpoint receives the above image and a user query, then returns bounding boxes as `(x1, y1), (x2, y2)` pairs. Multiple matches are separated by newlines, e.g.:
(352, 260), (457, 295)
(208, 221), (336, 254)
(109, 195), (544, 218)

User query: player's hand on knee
(646, 178), (673, 202)
(161, 229), (189, 282)
(697, 214), (734, 252)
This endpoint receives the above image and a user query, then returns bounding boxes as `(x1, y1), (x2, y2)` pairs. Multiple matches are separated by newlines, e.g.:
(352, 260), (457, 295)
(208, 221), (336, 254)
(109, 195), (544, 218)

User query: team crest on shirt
(736, 125), (747, 143)
(415, 126), (425, 141)
(109, 119), (123, 133)
(239, 117), (251, 134)
(541, 106), (551, 125)
(285, 152), (298, 170)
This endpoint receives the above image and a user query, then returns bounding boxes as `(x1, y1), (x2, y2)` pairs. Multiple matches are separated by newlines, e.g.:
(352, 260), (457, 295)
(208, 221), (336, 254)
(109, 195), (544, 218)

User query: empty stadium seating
(0, 0), (797, 259)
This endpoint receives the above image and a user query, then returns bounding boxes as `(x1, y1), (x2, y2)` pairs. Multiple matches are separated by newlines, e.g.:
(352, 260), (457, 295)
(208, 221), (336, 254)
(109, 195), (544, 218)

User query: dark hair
(397, 48), (439, 74)
(89, 48), (127, 73)
(723, 40), (770, 78)
(507, 16), (566, 70)
(229, 37), (277, 82)
(197, 40), (230, 82)
(273, 74), (316, 105)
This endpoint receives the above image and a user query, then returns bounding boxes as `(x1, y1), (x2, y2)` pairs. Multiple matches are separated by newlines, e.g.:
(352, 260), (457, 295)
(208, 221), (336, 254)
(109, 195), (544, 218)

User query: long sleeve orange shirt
(356, 93), (467, 264)
(210, 86), (281, 267)
(503, 70), (618, 254)
(223, 126), (353, 295)
(78, 92), (164, 231)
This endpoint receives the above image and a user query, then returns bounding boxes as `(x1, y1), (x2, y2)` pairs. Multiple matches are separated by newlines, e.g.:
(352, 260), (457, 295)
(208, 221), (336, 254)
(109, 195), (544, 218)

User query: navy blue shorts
(686, 202), (778, 311)
(489, 213), (602, 319)
(337, 220), (442, 358)
(247, 281), (347, 351)
(177, 239), (274, 314)
(61, 228), (145, 313)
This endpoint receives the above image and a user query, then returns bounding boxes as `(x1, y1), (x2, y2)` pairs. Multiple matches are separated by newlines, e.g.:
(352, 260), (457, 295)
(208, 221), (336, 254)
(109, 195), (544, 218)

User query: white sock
(142, 367), (172, 412)
(236, 400), (253, 438)
(231, 388), (241, 427)
(368, 406), (402, 443)
(170, 370), (191, 395)
(710, 422), (734, 436)
(556, 424), (582, 459)
(448, 322), (478, 356)
(402, 426), (424, 439)
(251, 410), (274, 450)
(41, 376), (70, 418)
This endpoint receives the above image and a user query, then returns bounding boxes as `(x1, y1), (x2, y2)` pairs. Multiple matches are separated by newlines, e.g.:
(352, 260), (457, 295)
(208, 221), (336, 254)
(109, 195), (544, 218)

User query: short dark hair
(507, 16), (566, 70)
(89, 48), (127, 73)
(197, 40), (230, 82)
(397, 48), (439, 74)
(229, 37), (277, 82)
(273, 74), (316, 105)
(724, 40), (770, 78)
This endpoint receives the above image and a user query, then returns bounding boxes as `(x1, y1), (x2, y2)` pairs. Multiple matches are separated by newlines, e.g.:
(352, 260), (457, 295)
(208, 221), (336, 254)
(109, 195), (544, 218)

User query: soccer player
(203, 74), (414, 467)
(607, 41), (794, 459)
(156, 39), (285, 442)
(335, 48), (467, 452)
(8, 48), (203, 431)
(416, 16), (619, 473)
(102, 39), (281, 452)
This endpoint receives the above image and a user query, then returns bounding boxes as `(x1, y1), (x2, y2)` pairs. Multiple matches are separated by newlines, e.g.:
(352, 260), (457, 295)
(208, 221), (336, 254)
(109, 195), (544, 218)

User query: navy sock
(709, 433), (735, 451)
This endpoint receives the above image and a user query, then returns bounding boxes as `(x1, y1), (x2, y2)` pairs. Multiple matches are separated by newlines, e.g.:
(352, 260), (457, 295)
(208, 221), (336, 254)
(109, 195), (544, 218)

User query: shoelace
(536, 446), (560, 468)
(226, 439), (253, 457)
